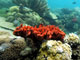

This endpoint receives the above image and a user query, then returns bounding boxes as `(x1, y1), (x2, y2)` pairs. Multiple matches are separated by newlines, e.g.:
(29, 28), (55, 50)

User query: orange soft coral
(13, 24), (65, 42)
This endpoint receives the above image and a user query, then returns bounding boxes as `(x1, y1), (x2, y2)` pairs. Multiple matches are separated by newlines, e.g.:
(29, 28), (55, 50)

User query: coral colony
(13, 24), (65, 42)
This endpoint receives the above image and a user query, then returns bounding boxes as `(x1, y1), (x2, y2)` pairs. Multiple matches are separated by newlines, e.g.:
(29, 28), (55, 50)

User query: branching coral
(12, 0), (49, 17)
(13, 24), (65, 42)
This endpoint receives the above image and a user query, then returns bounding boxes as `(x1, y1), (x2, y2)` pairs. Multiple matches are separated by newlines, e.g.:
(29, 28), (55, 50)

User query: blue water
(48, 0), (80, 10)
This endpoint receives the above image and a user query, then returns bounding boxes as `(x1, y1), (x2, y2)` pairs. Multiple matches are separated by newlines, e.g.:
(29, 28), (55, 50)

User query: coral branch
(13, 24), (65, 42)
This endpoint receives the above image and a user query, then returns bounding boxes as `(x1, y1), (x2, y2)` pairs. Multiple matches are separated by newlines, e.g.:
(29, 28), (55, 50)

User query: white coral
(37, 40), (72, 60)
(57, 46), (63, 53)
(64, 33), (79, 43)
(46, 40), (56, 47)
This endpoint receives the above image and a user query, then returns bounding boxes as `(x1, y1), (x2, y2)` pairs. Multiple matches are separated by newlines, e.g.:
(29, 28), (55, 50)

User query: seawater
(48, 0), (80, 9)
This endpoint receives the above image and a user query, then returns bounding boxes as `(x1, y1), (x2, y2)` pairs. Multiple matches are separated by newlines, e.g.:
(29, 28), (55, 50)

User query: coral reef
(9, 6), (19, 12)
(52, 8), (80, 33)
(6, 6), (49, 26)
(12, 0), (49, 17)
(5, 0), (59, 27)
(0, 37), (26, 60)
(36, 40), (72, 60)
(0, 30), (41, 60)
(10, 0), (58, 26)
(0, 31), (11, 44)
(64, 33), (80, 60)
(72, 44), (80, 60)
(0, 31), (27, 60)
(61, 8), (72, 14)
(13, 24), (65, 42)
(64, 33), (79, 44)
(0, 25), (76, 60)
(1, 0), (80, 60)
(13, 24), (66, 58)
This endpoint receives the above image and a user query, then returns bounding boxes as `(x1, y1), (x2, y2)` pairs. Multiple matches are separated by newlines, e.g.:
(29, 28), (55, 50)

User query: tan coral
(37, 40), (72, 60)
(0, 31), (11, 44)
(64, 33), (79, 44)
(64, 33), (80, 60)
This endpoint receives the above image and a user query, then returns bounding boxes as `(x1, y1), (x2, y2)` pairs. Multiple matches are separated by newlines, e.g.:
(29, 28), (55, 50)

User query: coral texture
(6, 6), (49, 26)
(9, 6), (19, 12)
(53, 8), (80, 33)
(0, 31), (11, 44)
(36, 40), (72, 60)
(72, 44), (80, 60)
(0, 31), (27, 60)
(0, 37), (26, 60)
(13, 24), (65, 42)
(12, 0), (49, 17)
(64, 33), (80, 60)
(64, 33), (79, 44)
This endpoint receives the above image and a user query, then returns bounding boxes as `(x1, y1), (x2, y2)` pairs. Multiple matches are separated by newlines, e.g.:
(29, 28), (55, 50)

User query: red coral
(13, 24), (65, 41)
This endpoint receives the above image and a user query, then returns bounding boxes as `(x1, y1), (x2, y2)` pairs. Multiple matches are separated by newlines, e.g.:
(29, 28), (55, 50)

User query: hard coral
(36, 40), (72, 60)
(13, 24), (65, 42)
(12, 0), (49, 17)
(64, 33), (79, 44)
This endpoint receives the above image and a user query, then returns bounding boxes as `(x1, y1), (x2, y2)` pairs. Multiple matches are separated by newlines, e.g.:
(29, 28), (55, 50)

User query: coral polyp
(37, 40), (72, 60)
(13, 24), (65, 42)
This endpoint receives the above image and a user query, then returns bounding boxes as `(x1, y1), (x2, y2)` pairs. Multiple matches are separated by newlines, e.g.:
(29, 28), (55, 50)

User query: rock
(0, 31), (27, 60)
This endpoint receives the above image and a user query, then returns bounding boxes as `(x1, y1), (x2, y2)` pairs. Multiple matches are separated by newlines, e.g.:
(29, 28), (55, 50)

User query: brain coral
(13, 24), (65, 42)
(36, 40), (72, 60)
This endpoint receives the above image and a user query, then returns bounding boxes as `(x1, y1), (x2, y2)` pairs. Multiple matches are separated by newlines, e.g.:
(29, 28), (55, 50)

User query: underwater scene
(0, 0), (80, 60)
